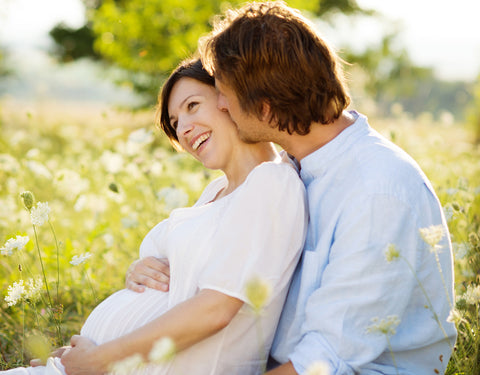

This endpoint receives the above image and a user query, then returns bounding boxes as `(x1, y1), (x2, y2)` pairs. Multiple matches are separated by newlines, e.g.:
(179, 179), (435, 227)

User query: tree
(49, 0), (369, 105)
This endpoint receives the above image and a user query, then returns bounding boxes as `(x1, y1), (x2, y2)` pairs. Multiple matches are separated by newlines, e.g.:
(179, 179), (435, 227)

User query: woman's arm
(61, 289), (243, 374)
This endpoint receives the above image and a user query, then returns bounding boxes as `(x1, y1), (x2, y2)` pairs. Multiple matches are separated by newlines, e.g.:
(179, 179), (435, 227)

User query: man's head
(201, 1), (351, 137)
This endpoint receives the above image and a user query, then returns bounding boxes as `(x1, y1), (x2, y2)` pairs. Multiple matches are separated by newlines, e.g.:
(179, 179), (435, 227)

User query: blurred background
(0, 0), (479, 133)
(1, 2), (480, 371)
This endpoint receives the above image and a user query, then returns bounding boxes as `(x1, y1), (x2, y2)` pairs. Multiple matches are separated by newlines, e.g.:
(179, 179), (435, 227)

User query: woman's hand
(125, 256), (170, 292)
(30, 346), (71, 367)
(61, 336), (105, 375)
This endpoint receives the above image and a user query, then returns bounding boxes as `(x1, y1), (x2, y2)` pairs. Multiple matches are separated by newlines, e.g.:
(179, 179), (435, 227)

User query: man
(128, 2), (457, 374)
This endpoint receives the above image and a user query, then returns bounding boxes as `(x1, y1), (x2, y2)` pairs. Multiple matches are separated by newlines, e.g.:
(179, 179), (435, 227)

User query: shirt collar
(299, 111), (369, 185)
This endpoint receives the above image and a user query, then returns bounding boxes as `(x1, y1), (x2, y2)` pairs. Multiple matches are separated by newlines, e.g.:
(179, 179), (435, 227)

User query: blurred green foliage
(344, 32), (473, 120)
(48, 0), (367, 105)
(466, 74), (480, 142)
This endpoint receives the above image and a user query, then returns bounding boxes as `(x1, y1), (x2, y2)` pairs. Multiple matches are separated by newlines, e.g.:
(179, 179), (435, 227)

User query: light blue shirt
(271, 112), (457, 374)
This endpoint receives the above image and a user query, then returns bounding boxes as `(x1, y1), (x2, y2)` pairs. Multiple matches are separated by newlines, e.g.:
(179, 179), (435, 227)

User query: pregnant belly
(80, 288), (169, 345)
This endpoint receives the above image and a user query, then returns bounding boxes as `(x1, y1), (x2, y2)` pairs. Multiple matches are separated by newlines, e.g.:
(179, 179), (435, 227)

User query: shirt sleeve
(289, 193), (422, 374)
(197, 162), (307, 306)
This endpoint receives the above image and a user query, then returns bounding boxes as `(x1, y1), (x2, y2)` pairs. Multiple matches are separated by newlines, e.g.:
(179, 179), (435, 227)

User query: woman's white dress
(4, 160), (307, 375)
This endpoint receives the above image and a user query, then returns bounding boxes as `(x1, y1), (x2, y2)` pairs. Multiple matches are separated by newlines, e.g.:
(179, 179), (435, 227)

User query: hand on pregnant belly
(61, 335), (104, 375)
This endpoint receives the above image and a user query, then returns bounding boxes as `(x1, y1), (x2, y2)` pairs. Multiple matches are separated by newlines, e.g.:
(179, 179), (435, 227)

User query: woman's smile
(191, 132), (212, 151)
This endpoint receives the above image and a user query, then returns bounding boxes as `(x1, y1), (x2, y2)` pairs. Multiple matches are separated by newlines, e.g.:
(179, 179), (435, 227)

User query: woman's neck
(219, 142), (279, 199)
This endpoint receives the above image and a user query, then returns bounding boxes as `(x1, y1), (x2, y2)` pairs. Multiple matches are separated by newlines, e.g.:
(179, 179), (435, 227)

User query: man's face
(215, 78), (270, 144)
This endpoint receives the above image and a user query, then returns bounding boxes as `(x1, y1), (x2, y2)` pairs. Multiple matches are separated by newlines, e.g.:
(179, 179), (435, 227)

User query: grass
(0, 99), (479, 373)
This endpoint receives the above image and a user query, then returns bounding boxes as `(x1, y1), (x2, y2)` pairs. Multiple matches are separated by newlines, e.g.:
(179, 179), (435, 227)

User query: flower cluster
(30, 202), (51, 226)
(463, 284), (480, 305)
(419, 225), (444, 252)
(366, 315), (401, 336)
(1, 235), (29, 255)
(245, 276), (272, 313)
(384, 243), (400, 262)
(70, 252), (92, 266)
(5, 278), (43, 306)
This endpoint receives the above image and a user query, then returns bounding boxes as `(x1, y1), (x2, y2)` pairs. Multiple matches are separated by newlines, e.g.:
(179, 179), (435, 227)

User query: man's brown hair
(201, 1), (351, 135)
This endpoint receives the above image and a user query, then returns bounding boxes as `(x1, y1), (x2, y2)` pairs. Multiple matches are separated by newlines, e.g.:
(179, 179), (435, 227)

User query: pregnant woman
(3, 58), (307, 375)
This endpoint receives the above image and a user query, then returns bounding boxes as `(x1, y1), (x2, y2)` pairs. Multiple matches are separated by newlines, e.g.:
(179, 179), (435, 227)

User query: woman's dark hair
(156, 58), (215, 148)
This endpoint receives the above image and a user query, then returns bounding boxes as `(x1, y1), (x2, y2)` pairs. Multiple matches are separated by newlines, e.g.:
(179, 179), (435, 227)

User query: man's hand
(125, 256), (170, 292)
(30, 346), (71, 367)
(61, 336), (105, 375)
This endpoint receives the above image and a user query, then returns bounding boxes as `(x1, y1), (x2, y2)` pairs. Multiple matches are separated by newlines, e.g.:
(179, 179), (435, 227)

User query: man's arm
(125, 256), (170, 292)
(61, 289), (243, 374)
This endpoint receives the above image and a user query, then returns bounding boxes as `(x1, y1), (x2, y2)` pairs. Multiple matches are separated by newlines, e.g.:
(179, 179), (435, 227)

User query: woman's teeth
(192, 133), (210, 150)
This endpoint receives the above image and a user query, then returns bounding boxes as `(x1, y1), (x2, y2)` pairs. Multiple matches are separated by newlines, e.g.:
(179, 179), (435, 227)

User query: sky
(0, 0), (479, 86)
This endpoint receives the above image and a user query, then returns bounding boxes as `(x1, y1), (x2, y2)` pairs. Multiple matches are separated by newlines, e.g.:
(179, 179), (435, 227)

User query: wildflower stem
(400, 255), (453, 351)
(386, 336), (399, 375)
(32, 224), (53, 308)
(21, 300), (25, 364)
(48, 220), (60, 303)
(32, 224), (63, 344)
(84, 269), (98, 303)
(433, 250), (453, 309)
(254, 312), (267, 374)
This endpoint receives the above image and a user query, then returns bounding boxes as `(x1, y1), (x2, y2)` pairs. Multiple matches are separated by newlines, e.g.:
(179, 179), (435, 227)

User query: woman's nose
(176, 118), (194, 136)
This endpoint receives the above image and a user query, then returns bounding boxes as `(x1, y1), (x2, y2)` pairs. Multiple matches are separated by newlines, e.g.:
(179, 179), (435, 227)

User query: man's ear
(260, 101), (273, 122)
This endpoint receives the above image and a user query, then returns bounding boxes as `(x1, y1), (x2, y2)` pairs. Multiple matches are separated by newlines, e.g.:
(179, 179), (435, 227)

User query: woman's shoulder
(194, 174), (228, 205)
(247, 156), (301, 185)
(238, 157), (305, 202)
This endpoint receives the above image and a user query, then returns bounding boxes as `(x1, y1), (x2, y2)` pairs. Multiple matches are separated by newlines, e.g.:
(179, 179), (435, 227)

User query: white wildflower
(121, 215), (139, 229)
(102, 233), (114, 248)
(419, 225), (444, 251)
(384, 244), (400, 263)
(463, 284), (480, 305)
(54, 169), (90, 200)
(5, 280), (26, 306)
(446, 309), (462, 324)
(100, 150), (124, 174)
(25, 278), (43, 302)
(30, 202), (51, 226)
(156, 187), (189, 211)
(366, 315), (401, 336)
(128, 128), (154, 144)
(442, 204), (454, 222)
(70, 252), (92, 266)
(109, 353), (144, 374)
(26, 160), (52, 179)
(245, 276), (272, 312)
(1, 235), (29, 255)
(452, 242), (469, 260)
(305, 361), (331, 375)
(148, 337), (176, 363)
(0, 153), (20, 174)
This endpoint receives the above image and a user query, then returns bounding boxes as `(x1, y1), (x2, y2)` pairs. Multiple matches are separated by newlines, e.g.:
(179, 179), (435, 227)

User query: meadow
(0, 98), (479, 374)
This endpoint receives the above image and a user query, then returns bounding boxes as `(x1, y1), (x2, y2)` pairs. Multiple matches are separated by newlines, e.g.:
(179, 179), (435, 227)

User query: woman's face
(168, 77), (243, 171)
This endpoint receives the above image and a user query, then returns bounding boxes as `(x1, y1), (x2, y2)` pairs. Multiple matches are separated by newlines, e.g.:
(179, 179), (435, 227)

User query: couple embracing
(5, 2), (456, 374)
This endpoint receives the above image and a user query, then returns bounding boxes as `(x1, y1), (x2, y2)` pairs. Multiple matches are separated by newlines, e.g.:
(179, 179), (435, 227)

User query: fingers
(30, 358), (44, 367)
(126, 256), (170, 292)
(30, 346), (72, 367)
(70, 335), (81, 346)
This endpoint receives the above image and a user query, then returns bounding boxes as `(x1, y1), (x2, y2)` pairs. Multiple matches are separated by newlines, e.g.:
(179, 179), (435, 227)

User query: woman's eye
(187, 101), (198, 111)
